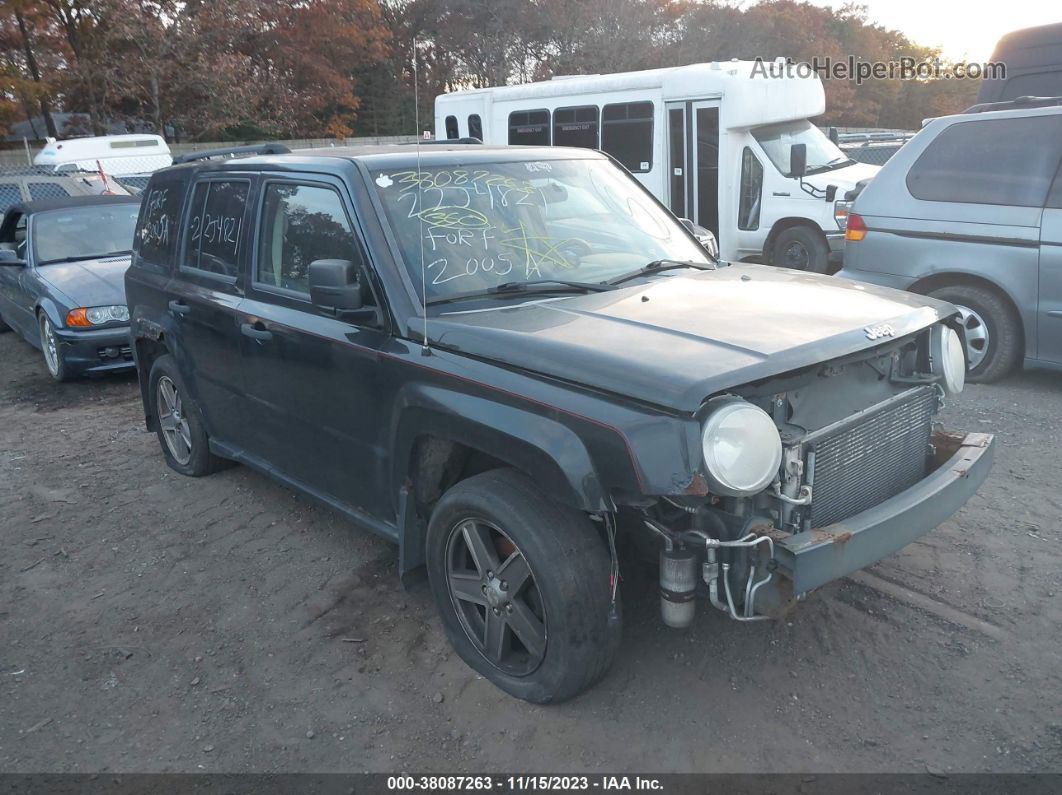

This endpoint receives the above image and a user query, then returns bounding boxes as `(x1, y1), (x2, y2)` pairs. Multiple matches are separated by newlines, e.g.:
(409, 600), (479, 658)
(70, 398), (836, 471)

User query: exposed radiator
(806, 386), (938, 528)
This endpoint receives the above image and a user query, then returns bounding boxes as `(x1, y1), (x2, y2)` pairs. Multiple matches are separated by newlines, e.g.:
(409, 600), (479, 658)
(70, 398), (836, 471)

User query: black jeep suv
(126, 144), (993, 703)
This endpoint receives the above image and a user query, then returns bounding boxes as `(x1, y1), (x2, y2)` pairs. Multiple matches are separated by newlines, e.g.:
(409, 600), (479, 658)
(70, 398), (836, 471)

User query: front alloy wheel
(39, 313), (71, 381)
(426, 469), (621, 703)
(446, 518), (547, 676)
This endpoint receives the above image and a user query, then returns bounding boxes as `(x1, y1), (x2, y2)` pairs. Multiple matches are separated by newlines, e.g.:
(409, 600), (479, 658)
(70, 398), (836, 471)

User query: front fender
(392, 383), (608, 513)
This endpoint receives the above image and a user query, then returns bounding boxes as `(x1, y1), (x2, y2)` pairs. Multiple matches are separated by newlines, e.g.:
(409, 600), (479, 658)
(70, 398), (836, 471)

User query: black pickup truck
(125, 143), (993, 703)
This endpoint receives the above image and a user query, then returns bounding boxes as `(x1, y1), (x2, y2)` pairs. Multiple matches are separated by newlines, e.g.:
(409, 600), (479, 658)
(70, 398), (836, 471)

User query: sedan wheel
(445, 517), (547, 677)
(156, 375), (193, 465)
(38, 313), (69, 381)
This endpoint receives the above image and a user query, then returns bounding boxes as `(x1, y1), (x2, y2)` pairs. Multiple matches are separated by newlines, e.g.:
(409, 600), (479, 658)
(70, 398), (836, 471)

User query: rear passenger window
(183, 180), (249, 278)
(135, 174), (186, 272)
(468, 114), (482, 141)
(553, 106), (599, 149)
(508, 110), (550, 146)
(256, 183), (355, 295)
(28, 182), (73, 201)
(906, 116), (1062, 207)
(602, 102), (654, 172)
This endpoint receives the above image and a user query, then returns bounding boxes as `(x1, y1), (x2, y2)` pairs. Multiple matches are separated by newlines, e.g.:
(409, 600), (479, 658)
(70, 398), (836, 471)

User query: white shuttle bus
(435, 61), (879, 271)
(34, 134), (172, 176)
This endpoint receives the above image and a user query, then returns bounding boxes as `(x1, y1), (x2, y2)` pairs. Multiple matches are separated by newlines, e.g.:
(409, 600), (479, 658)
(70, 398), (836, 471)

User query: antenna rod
(413, 36), (431, 357)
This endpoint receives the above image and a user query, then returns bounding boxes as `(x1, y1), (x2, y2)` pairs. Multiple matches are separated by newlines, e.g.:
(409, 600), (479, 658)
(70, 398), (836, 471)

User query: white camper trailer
(33, 134), (172, 177)
(435, 60), (879, 270)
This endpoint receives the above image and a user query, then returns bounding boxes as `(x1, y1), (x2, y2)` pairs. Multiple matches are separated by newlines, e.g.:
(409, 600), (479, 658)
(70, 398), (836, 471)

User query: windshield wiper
(38, 250), (131, 266)
(605, 259), (714, 287)
(425, 278), (614, 307)
(806, 157), (855, 175)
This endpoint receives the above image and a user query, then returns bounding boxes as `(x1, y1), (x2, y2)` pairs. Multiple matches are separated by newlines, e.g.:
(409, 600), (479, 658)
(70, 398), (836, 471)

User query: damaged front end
(642, 322), (995, 625)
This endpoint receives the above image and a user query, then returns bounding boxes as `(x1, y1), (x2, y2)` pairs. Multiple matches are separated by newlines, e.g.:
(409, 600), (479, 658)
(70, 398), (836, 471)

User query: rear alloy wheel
(426, 469), (621, 703)
(148, 354), (231, 476)
(771, 226), (829, 273)
(928, 284), (1021, 383)
(39, 313), (72, 382)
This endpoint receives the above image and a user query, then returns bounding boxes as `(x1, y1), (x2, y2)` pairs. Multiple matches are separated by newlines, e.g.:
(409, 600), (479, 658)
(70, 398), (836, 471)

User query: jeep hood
(428, 264), (953, 413)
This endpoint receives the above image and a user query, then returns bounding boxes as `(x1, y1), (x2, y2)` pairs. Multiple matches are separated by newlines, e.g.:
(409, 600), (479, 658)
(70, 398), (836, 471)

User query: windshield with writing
(752, 120), (851, 177)
(34, 205), (140, 264)
(371, 159), (708, 303)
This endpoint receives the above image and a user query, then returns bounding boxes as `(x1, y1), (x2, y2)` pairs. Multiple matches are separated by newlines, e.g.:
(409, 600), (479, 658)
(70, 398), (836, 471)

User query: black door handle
(168, 300), (191, 316)
(240, 323), (273, 342)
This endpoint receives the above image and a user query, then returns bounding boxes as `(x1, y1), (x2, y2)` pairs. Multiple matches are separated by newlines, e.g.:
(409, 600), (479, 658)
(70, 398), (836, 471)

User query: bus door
(666, 100), (720, 238)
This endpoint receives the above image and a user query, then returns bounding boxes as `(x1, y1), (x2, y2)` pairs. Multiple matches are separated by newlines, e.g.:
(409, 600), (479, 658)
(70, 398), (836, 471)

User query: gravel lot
(1, 328), (1060, 774)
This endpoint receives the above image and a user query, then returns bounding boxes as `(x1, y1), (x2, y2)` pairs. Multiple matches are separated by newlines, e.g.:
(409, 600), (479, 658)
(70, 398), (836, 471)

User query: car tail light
(845, 212), (868, 242)
(65, 308), (91, 327)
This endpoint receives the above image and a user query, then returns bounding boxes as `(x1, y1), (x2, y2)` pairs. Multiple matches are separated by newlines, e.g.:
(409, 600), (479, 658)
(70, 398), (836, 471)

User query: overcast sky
(804, 1), (1059, 62)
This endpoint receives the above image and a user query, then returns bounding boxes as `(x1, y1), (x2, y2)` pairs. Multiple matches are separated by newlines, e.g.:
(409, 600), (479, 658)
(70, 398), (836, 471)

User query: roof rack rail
(172, 143), (291, 164)
(401, 137), (483, 145)
(962, 95), (1062, 114)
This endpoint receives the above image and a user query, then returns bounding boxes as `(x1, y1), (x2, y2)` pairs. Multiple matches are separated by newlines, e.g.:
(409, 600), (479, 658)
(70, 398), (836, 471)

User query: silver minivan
(838, 98), (1062, 381)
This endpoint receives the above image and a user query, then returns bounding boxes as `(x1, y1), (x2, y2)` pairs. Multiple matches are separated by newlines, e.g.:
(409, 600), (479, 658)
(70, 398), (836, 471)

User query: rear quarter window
(906, 115), (1062, 207)
(134, 173), (188, 273)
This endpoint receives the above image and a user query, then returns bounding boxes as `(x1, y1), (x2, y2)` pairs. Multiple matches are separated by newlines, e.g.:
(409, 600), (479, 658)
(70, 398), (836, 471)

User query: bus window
(738, 147), (763, 230)
(553, 106), (599, 149)
(468, 114), (483, 141)
(508, 110), (551, 146)
(445, 115), (459, 139)
(602, 102), (654, 172)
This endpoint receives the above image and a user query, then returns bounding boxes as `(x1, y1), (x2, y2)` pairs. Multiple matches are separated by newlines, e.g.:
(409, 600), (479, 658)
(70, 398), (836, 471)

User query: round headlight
(112, 305), (129, 322)
(701, 398), (783, 497)
(936, 326), (966, 395)
(85, 306), (110, 325)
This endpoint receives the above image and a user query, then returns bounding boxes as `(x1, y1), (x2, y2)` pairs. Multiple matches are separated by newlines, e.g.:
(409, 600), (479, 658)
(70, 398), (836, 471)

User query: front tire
(426, 469), (621, 703)
(148, 354), (230, 476)
(771, 225), (829, 273)
(39, 313), (73, 382)
(927, 284), (1021, 383)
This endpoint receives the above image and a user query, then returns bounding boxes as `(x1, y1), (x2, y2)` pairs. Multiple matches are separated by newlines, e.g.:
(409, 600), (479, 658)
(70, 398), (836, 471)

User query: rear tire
(426, 469), (621, 703)
(927, 284), (1021, 383)
(771, 225), (829, 273)
(148, 354), (231, 476)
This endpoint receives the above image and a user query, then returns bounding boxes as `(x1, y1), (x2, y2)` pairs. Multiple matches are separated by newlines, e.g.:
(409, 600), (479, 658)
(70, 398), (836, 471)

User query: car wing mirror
(308, 258), (379, 325)
(789, 143), (807, 178)
(0, 248), (25, 266)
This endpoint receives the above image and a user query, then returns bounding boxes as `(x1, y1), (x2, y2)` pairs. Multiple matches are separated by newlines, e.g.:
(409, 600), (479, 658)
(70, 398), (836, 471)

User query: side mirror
(825, 184), (838, 203)
(789, 143), (807, 179)
(0, 248), (25, 266)
(308, 259), (378, 324)
(679, 217), (696, 235)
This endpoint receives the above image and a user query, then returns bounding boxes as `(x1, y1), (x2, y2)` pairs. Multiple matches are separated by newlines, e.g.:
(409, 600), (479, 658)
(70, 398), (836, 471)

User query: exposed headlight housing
(67, 305), (129, 327)
(700, 398), (783, 497)
(932, 324), (966, 395)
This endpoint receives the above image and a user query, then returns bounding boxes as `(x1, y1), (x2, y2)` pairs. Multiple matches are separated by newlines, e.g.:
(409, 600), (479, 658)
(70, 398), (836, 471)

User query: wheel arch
(763, 217), (828, 265)
(907, 271), (1028, 357)
(133, 333), (170, 432)
(392, 388), (610, 576)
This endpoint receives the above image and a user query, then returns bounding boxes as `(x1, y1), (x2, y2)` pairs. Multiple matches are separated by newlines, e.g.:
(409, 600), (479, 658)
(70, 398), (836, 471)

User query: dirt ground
(1, 328), (1060, 775)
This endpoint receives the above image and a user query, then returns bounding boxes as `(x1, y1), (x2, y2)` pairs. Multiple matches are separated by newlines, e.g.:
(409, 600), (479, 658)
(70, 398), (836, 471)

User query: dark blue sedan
(0, 195), (141, 381)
